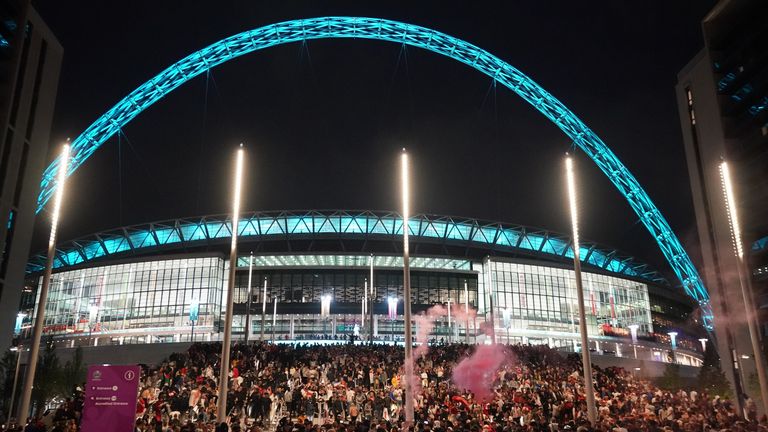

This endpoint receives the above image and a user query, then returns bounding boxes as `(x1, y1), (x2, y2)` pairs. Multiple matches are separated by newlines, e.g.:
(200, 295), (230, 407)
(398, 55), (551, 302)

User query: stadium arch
(33, 17), (714, 328)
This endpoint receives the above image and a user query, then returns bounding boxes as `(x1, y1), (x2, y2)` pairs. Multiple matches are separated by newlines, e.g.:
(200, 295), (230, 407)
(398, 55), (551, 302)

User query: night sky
(31, 1), (716, 282)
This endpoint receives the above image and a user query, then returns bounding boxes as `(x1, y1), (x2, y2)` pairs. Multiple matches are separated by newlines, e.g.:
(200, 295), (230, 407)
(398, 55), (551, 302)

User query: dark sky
(32, 1), (715, 282)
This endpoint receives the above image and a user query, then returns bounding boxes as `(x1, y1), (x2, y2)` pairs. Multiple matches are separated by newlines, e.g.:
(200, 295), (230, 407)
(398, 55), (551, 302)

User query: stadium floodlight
(401, 149), (414, 425)
(698, 338), (708, 352)
(245, 252), (253, 343)
(565, 154), (597, 425)
(19, 142), (70, 423)
(719, 160), (768, 414)
(217, 144), (245, 422)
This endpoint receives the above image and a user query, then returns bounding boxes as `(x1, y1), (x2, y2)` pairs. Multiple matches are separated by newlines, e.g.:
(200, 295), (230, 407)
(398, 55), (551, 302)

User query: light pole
(565, 154), (597, 425)
(261, 277), (267, 341)
(628, 324), (639, 359)
(244, 252), (253, 343)
(189, 298), (199, 342)
(362, 279), (367, 332)
(217, 144), (245, 422)
(446, 298), (452, 344)
(719, 160), (768, 415)
(6, 345), (22, 429)
(401, 149), (414, 425)
(668, 331), (678, 363)
(272, 295), (277, 342)
(321, 295), (332, 339)
(464, 280), (470, 344)
(19, 142), (70, 422)
(369, 254), (375, 345)
(388, 297), (398, 343)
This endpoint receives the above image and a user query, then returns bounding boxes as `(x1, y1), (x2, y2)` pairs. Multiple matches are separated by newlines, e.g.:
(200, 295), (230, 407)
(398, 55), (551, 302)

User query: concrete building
(0, 0), (62, 351)
(676, 0), (768, 406)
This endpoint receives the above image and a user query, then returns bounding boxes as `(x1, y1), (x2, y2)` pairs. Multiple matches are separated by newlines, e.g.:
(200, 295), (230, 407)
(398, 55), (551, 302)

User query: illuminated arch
(35, 17), (713, 328)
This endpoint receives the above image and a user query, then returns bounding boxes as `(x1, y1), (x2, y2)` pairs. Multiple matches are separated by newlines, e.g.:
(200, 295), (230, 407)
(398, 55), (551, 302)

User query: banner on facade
(81, 364), (140, 432)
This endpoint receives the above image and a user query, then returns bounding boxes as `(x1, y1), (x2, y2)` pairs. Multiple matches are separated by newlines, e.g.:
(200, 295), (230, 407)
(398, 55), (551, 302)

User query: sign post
(81, 365), (141, 432)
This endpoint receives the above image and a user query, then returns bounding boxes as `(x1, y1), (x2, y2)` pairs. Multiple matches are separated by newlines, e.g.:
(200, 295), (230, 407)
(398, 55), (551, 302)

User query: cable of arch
(34, 16), (713, 329)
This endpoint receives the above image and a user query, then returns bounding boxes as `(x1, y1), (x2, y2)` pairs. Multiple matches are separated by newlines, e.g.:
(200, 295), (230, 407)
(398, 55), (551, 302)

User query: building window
(0, 209), (16, 281)
(12, 143), (28, 206)
(25, 40), (48, 139)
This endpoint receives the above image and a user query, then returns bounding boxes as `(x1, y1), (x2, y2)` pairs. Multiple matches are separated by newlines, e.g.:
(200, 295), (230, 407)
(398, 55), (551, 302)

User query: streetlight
(217, 144), (245, 421)
(362, 279), (367, 331)
(6, 312), (26, 429)
(321, 295), (332, 338)
(668, 332), (678, 363)
(698, 338), (708, 352)
(19, 142), (70, 422)
(369, 254), (375, 345)
(261, 277), (267, 341)
(446, 297), (453, 344)
(565, 154), (597, 425)
(464, 280), (470, 344)
(244, 252), (253, 343)
(272, 294), (277, 342)
(189, 298), (199, 342)
(628, 324), (639, 359)
(720, 160), (768, 414)
(401, 149), (414, 425)
(388, 297), (398, 343)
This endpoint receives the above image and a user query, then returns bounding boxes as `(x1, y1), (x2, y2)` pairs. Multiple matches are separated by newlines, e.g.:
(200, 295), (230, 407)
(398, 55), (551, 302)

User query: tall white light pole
(668, 331), (678, 363)
(401, 149), (414, 424)
(464, 281), (470, 344)
(446, 298), (452, 344)
(628, 324), (639, 359)
(565, 155), (597, 425)
(217, 144), (244, 421)
(19, 142), (70, 422)
(272, 295), (277, 342)
(720, 160), (768, 415)
(261, 277), (267, 341)
(362, 279), (367, 330)
(244, 252), (253, 343)
(369, 254), (375, 345)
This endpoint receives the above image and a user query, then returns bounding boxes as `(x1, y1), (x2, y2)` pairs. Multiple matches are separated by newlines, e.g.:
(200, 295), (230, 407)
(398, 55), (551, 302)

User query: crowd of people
(16, 341), (768, 432)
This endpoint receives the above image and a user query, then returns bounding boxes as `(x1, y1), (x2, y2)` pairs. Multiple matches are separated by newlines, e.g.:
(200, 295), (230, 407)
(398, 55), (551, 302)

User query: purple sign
(81, 365), (140, 432)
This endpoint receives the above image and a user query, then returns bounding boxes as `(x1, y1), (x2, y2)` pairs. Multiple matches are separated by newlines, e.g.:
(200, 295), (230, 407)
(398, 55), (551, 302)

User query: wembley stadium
(17, 209), (705, 368)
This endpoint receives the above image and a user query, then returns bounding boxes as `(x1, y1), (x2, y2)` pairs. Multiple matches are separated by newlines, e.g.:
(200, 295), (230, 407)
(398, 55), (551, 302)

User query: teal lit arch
(35, 17), (713, 328)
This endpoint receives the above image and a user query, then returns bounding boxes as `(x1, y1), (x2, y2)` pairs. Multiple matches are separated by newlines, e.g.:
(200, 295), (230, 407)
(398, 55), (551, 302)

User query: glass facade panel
(34, 256), (224, 338)
(481, 260), (653, 338)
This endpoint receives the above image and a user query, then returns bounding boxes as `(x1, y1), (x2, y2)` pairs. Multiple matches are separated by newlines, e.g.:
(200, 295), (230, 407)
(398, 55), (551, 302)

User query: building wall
(676, 0), (768, 406)
(0, 4), (62, 351)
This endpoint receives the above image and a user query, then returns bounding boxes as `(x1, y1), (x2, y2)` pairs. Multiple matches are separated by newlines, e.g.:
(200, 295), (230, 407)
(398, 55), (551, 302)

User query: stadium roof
(27, 210), (668, 284)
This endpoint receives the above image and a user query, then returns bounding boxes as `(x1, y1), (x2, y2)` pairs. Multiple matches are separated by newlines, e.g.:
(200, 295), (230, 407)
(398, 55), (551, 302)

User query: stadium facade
(20, 210), (704, 366)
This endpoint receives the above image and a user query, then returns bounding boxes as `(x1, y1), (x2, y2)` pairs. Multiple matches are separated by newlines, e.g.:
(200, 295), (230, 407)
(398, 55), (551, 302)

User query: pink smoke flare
(451, 344), (507, 402)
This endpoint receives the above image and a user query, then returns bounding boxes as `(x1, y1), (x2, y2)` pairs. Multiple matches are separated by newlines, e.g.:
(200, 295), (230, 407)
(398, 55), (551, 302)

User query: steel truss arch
(34, 16), (713, 328)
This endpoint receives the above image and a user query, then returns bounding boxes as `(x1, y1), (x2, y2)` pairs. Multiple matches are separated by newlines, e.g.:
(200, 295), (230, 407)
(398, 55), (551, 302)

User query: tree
(658, 363), (683, 390)
(697, 343), (732, 398)
(0, 350), (19, 417)
(31, 340), (63, 416)
(59, 347), (86, 396)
